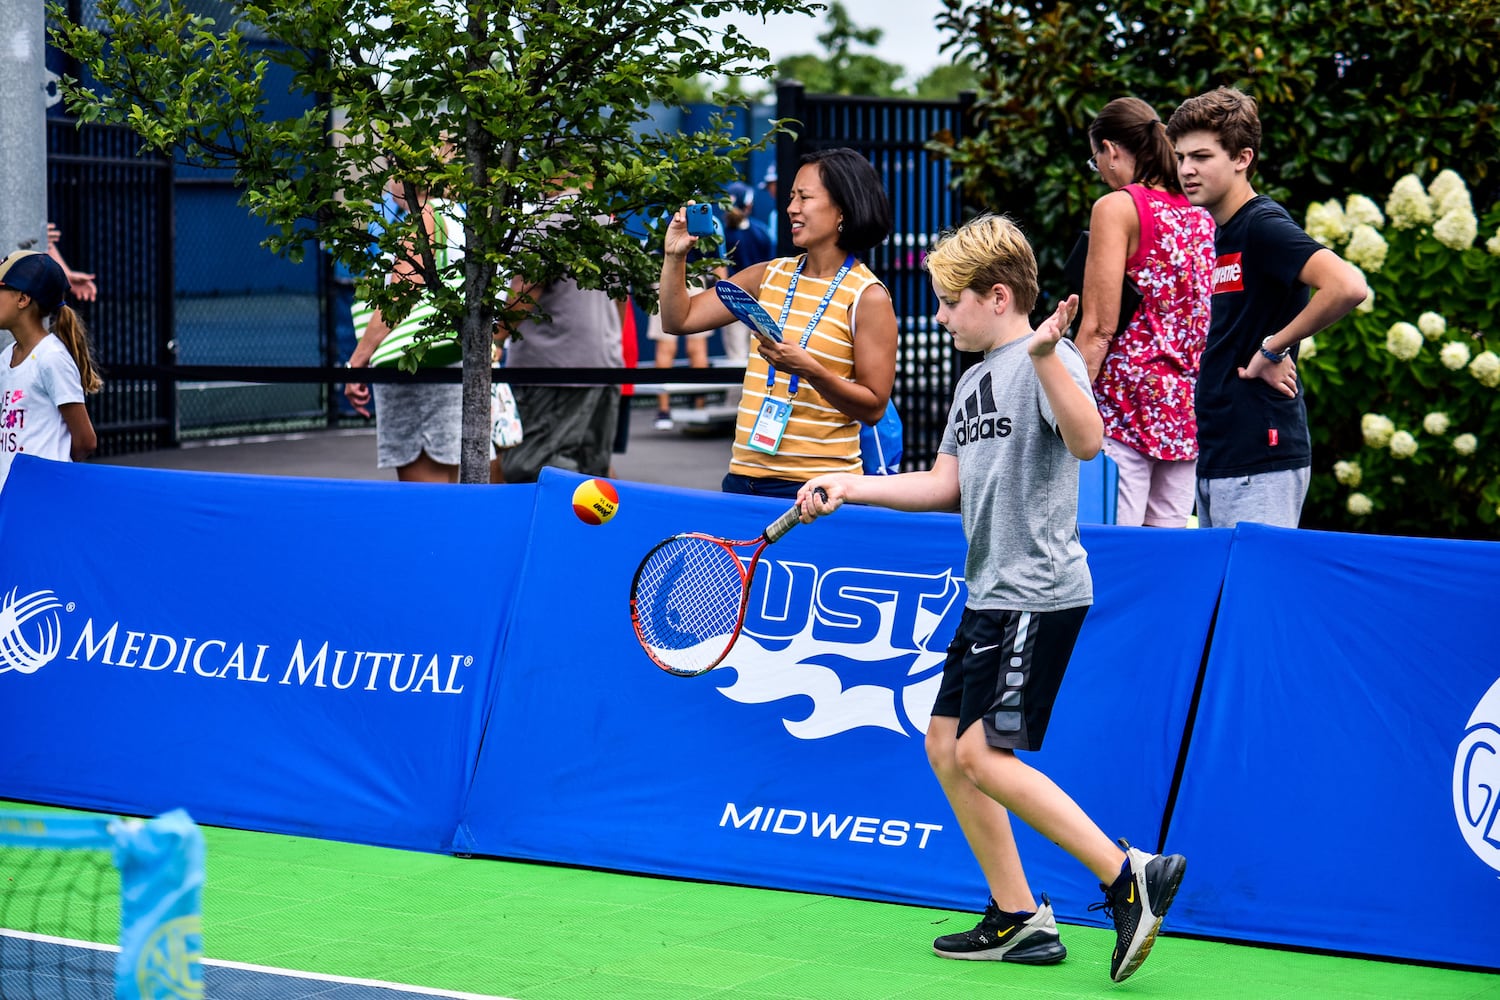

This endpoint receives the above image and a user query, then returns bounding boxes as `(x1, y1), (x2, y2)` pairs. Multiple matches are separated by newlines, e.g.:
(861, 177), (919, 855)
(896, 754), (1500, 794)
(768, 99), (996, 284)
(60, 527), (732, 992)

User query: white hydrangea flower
(1428, 169), (1472, 217)
(1386, 174), (1434, 229)
(1300, 336), (1317, 359)
(1305, 199), (1349, 247)
(1389, 430), (1418, 459)
(1344, 194), (1385, 228)
(1454, 433), (1478, 456)
(1422, 412), (1451, 435)
(1417, 312), (1446, 340)
(1433, 208), (1478, 251)
(1488, 231), (1500, 256)
(1469, 350), (1500, 388)
(1344, 224), (1389, 271)
(1333, 460), (1362, 487)
(1361, 413), (1396, 448)
(1385, 322), (1423, 361)
(1440, 341), (1472, 370)
(1347, 492), (1374, 516)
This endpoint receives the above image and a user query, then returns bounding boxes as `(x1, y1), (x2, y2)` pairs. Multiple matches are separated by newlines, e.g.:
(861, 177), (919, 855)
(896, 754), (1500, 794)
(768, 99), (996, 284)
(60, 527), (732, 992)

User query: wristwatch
(1259, 337), (1288, 364)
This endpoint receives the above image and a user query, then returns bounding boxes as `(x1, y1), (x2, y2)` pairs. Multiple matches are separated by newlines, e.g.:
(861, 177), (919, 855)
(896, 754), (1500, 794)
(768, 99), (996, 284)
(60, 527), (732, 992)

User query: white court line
(0, 929), (517, 1000)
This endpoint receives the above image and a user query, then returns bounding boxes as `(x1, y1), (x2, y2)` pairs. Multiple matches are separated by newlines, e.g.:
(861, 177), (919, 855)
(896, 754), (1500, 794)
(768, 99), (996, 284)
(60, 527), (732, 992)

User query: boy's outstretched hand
(1029, 294), (1078, 358)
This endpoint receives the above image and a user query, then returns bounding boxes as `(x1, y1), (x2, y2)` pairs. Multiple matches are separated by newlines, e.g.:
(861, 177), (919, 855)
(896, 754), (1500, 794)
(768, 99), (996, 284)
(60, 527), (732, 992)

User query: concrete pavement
(99, 402), (734, 493)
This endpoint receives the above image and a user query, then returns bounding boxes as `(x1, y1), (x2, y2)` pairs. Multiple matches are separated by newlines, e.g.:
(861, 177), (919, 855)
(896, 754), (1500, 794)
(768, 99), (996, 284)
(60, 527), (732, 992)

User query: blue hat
(0, 250), (67, 312)
(762, 164), (777, 186)
(728, 182), (754, 211)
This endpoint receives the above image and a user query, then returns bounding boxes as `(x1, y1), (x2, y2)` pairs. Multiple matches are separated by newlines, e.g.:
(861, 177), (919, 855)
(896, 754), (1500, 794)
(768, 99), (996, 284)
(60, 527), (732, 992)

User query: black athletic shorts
(930, 605), (1089, 752)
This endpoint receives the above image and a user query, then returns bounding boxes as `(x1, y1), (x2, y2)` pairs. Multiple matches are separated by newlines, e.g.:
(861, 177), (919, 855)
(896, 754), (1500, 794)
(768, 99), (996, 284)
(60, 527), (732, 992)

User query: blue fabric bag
(861, 404), (904, 475)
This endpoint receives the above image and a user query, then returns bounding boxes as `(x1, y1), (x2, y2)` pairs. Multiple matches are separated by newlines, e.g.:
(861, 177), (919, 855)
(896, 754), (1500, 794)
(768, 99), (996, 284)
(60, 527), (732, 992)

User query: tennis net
(0, 808), (204, 1000)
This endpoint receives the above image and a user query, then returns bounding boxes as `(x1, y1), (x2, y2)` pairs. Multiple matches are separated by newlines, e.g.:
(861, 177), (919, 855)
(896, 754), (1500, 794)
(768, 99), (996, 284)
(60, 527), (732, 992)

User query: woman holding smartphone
(1075, 97), (1216, 527)
(659, 147), (897, 498)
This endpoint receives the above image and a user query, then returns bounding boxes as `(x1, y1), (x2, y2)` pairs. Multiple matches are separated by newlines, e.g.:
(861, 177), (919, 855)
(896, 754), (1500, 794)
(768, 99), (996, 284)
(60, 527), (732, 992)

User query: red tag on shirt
(1268, 428), (1279, 447)
(1213, 252), (1244, 294)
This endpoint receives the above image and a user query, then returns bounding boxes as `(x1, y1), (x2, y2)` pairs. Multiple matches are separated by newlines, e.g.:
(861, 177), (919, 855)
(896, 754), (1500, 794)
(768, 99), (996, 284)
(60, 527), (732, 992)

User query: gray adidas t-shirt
(938, 336), (1094, 611)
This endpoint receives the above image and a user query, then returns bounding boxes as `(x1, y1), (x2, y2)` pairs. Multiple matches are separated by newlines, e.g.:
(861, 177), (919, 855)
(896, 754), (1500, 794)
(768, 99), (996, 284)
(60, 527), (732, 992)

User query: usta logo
(714, 558), (965, 739)
(1454, 675), (1500, 872)
(0, 587), (63, 675)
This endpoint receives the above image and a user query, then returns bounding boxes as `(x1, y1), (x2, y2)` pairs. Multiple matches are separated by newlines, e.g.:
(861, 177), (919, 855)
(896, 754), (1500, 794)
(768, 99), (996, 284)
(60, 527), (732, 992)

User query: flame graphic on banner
(714, 570), (957, 739)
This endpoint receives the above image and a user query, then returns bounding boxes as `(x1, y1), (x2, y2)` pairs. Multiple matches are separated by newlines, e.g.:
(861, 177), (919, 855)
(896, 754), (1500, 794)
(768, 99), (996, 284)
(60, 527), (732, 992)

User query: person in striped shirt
(658, 147), (898, 498)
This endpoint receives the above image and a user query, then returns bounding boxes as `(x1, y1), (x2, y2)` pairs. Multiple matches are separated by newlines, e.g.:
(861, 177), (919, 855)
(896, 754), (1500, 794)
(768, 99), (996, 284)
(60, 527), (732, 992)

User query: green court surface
(197, 824), (1500, 1000)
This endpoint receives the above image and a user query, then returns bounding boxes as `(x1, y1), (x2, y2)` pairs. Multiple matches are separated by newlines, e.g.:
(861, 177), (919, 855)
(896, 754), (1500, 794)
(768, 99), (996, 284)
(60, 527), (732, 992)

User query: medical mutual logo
(715, 558), (964, 740)
(0, 581), (475, 696)
(0, 587), (63, 675)
(1454, 675), (1500, 873)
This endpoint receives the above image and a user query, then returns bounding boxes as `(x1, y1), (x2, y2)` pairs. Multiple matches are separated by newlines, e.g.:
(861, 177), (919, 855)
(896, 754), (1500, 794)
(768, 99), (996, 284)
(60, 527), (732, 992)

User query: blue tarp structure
(1, 457), (1495, 968)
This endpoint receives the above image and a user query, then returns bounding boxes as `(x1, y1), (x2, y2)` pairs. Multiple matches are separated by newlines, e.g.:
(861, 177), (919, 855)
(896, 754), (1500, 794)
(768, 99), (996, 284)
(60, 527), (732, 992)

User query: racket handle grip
(763, 487), (826, 544)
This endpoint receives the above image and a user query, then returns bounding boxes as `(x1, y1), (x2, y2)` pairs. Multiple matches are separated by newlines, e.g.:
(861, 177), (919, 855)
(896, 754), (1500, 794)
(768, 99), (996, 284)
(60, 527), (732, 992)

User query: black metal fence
(46, 119), (175, 456)
(775, 83), (979, 472)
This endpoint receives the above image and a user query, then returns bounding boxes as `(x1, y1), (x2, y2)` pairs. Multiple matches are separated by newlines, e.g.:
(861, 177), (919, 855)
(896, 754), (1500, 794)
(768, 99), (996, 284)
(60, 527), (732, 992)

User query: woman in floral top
(1075, 97), (1216, 527)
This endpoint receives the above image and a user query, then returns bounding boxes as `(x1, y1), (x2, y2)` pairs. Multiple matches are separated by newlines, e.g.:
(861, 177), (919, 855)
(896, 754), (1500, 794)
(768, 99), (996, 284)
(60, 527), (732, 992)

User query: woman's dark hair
(800, 147), (893, 255)
(1088, 97), (1180, 194)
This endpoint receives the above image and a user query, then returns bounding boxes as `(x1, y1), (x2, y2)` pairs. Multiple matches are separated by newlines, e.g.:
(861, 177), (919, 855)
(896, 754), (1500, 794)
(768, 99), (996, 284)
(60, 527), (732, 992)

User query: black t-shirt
(1196, 195), (1323, 478)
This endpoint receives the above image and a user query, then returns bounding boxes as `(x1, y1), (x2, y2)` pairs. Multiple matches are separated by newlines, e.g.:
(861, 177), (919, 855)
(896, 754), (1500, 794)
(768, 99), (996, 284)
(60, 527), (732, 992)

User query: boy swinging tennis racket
(797, 214), (1186, 983)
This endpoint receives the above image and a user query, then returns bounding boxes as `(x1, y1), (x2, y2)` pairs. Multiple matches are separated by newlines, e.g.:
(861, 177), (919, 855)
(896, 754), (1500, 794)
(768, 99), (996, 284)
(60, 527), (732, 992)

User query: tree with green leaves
(933, 0), (1500, 299)
(774, 1), (907, 97)
(51, 0), (816, 483)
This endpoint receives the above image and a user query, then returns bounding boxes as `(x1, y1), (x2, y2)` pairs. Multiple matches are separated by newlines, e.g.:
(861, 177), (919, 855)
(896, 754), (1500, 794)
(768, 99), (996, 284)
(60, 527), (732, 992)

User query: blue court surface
(1, 933), (513, 1000)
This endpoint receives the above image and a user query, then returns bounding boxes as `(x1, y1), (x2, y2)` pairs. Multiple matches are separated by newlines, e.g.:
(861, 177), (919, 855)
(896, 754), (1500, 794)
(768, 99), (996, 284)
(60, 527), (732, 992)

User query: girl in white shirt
(0, 250), (100, 491)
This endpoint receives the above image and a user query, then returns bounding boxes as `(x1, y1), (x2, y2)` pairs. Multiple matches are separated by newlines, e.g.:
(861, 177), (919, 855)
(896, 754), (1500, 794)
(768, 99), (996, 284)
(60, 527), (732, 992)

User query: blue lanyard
(767, 254), (856, 396)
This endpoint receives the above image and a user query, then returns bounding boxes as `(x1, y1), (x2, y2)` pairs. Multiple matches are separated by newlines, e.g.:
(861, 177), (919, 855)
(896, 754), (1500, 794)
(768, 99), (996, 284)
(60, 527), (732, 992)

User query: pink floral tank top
(1094, 184), (1216, 461)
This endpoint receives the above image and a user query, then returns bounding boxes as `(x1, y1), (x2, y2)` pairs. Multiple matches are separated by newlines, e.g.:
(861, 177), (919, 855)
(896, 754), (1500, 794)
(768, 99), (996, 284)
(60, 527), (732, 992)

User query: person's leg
(922, 612), (1067, 965)
(926, 717), (1036, 911)
(1196, 467), (1310, 528)
(654, 337), (676, 421)
(1142, 457), (1197, 527)
(953, 726), (1122, 885)
(683, 332), (710, 409)
(1102, 437), (1150, 527)
(576, 386), (620, 477)
(397, 451), (458, 483)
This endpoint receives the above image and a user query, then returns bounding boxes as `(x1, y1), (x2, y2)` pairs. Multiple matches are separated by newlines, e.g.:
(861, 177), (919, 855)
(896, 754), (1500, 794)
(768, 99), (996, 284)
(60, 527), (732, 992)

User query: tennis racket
(714, 281), (783, 343)
(630, 489), (826, 677)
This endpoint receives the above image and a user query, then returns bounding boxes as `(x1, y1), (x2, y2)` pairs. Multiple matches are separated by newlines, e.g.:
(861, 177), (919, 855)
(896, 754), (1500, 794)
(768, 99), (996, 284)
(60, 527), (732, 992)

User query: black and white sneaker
(932, 894), (1067, 964)
(1089, 839), (1186, 983)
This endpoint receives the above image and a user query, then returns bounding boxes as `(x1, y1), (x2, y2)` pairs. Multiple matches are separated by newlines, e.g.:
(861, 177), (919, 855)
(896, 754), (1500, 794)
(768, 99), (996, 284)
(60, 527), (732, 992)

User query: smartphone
(685, 203), (717, 238)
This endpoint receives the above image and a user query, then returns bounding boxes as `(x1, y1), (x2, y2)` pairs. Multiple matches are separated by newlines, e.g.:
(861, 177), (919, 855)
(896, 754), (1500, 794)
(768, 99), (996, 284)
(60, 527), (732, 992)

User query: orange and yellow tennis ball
(572, 477), (620, 525)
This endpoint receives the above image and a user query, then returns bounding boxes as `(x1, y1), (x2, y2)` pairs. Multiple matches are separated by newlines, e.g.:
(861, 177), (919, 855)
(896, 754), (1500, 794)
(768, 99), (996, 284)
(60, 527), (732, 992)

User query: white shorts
(647, 285), (712, 342)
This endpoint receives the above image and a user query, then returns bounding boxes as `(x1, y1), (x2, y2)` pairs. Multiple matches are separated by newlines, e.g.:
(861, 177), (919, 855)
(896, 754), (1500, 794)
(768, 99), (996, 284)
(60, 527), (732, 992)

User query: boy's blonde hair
(924, 214), (1039, 315)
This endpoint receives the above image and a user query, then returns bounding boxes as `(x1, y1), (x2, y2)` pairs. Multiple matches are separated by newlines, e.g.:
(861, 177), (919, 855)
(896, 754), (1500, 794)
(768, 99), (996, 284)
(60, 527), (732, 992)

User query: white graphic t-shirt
(0, 334), (86, 492)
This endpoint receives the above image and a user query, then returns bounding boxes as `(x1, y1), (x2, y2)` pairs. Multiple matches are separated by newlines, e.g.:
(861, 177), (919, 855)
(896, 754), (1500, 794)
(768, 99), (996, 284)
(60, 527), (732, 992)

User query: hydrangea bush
(1298, 169), (1500, 540)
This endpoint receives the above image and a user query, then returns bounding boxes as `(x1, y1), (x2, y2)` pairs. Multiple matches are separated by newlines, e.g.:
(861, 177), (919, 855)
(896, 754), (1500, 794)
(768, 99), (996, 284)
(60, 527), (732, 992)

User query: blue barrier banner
(1165, 523), (1500, 968)
(0, 457), (531, 853)
(458, 470), (1228, 922)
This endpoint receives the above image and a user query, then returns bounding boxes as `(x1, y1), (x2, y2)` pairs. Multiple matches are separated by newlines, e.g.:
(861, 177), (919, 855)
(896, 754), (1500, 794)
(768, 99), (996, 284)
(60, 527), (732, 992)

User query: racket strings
(632, 537), (746, 672)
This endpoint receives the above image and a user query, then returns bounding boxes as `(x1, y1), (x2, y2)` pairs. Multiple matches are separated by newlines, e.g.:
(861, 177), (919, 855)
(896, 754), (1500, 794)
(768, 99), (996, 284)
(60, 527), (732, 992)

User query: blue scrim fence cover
(3, 460), (1497, 967)
(455, 471), (1227, 923)
(1164, 523), (1500, 968)
(0, 457), (530, 852)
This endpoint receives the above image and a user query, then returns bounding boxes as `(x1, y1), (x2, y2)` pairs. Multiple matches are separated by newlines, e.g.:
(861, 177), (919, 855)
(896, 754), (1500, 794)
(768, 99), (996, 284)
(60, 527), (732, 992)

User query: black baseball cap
(0, 250), (68, 312)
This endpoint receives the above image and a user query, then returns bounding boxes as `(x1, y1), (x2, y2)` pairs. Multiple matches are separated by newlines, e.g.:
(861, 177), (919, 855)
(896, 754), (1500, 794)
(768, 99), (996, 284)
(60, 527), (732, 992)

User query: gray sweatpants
(1195, 466), (1311, 529)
